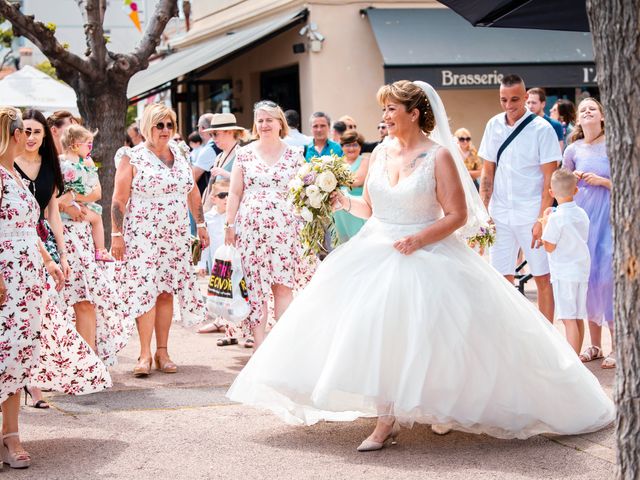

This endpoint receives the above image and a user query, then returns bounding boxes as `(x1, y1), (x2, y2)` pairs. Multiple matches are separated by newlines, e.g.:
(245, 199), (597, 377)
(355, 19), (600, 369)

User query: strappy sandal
(95, 249), (116, 262)
(197, 322), (225, 334)
(23, 386), (50, 409)
(579, 345), (603, 363)
(133, 357), (152, 377)
(2, 433), (31, 469)
(601, 352), (616, 369)
(217, 338), (238, 347)
(243, 338), (255, 349)
(154, 347), (177, 373)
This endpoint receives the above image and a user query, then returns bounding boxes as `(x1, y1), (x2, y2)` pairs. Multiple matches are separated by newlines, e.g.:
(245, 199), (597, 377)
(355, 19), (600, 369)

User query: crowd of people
(0, 73), (614, 466)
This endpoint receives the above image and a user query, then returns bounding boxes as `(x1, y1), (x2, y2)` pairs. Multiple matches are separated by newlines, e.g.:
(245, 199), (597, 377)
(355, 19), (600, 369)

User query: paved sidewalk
(11, 289), (615, 480)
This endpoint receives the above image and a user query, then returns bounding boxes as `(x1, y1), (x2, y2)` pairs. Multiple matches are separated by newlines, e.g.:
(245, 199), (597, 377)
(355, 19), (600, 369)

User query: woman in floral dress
(59, 140), (132, 367)
(225, 101), (315, 349)
(15, 108), (111, 408)
(0, 107), (109, 470)
(111, 103), (209, 377)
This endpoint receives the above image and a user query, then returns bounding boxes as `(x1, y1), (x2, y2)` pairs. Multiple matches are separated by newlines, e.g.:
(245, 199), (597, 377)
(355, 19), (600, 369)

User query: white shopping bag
(206, 245), (250, 323)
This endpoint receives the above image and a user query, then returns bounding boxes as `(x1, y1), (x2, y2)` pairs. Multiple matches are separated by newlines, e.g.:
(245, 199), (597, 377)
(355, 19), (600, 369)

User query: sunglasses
(346, 124), (357, 129)
(214, 192), (229, 199)
(154, 121), (174, 131)
(255, 100), (277, 109)
(457, 137), (471, 142)
(24, 128), (44, 137)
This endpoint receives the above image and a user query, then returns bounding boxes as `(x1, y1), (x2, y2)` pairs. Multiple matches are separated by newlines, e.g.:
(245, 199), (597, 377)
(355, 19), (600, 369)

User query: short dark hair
(284, 109), (300, 129)
(501, 74), (525, 88)
(340, 129), (364, 147)
(188, 131), (202, 144)
(332, 121), (347, 135)
(309, 111), (330, 125)
(555, 99), (576, 125)
(527, 87), (546, 103)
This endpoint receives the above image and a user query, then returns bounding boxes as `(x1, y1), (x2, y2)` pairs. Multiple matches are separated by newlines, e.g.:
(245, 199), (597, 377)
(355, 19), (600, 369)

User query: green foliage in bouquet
(289, 154), (354, 256)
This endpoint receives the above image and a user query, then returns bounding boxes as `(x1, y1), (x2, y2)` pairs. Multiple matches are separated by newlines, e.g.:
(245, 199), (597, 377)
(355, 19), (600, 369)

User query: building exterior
(128, 0), (598, 143)
(14, 0), (158, 65)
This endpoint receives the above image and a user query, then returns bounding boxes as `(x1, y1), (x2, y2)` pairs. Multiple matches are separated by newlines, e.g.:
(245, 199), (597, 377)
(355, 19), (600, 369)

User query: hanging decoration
(123, 0), (142, 32)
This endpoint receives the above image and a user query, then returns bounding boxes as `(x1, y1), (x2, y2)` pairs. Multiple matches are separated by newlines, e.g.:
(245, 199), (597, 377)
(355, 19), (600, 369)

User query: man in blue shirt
(305, 112), (343, 161)
(526, 88), (565, 151)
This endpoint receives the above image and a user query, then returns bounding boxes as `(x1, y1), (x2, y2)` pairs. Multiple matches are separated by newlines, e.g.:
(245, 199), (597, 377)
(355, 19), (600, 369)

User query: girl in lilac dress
(562, 98), (615, 369)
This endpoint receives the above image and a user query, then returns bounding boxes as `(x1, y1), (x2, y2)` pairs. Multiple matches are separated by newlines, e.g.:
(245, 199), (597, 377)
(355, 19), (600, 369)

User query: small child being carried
(59, 125), (115, 262)
(541, 168), (591, 354)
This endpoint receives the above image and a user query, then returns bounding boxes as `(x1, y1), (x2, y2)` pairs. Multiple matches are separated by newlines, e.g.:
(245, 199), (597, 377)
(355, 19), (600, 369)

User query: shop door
(260, 65), (301, 115)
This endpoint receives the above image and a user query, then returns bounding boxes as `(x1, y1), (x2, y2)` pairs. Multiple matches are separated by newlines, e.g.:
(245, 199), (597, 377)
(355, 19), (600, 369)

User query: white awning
(0, 65), (79, 115)
(127, 8), (306, 99)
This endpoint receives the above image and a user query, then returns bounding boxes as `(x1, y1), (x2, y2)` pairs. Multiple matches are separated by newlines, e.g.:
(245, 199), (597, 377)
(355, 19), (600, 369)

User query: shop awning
(127, 8), (307, 99)
(366, 8), (596, 88)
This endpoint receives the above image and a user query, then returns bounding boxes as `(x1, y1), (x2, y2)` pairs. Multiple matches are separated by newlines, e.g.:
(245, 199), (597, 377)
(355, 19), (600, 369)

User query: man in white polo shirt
(479, 74), (561, 322)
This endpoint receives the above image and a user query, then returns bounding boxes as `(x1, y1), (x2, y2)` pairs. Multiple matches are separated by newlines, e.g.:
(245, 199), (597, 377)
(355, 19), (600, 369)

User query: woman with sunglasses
(15, 109), (111, 409)
(112, 103), (209, 376)
(224, 100), (315, 350)
(454, 128), (482, 189)
(334, 130), (369, 243)
(1, 107), (105, 469)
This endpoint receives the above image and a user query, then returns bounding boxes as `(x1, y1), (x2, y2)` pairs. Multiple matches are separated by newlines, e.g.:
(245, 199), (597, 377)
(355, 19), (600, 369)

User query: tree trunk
(586, 2), (640, 479)
(75, 82), (128, 244)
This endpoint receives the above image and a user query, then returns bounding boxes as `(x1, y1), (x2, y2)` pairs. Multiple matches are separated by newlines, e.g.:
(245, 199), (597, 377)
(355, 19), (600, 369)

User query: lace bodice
(367, 145), (443, 225)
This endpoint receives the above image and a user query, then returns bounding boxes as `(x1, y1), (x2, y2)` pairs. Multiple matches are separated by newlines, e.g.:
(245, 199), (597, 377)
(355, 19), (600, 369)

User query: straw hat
(203, 113), (245, 132)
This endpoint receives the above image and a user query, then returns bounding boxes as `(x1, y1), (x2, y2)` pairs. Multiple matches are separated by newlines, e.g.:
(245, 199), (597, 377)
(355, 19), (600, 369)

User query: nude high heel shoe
(357, 420), (400, 452)
(2, 433), (31, 469)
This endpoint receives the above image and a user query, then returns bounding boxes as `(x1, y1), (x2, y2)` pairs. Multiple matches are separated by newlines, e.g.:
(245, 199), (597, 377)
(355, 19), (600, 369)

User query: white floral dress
(114, 143), (205, 325)
(0, 167), (110, 403)
(235, 144), (316, 327)
(61, 162), (132, 367)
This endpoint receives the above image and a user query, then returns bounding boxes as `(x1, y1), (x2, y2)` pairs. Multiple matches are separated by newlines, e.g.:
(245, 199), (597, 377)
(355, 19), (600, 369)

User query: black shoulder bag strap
(496, 113), (536, 166)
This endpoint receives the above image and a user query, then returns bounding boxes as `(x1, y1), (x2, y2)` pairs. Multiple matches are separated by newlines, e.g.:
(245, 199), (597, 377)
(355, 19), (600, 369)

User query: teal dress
(334, 156), (366, 243)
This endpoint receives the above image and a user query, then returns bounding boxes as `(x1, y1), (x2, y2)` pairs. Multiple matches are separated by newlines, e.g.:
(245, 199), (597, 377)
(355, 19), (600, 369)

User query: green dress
(334, 155), (366, 244)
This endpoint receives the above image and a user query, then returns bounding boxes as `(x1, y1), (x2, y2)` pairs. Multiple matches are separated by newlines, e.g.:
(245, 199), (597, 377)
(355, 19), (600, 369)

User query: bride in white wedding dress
(226, 80), (614, 451)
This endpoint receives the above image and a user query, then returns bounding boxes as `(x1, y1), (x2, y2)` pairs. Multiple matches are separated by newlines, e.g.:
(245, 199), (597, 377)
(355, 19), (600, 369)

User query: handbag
(206, 245), (250, 323)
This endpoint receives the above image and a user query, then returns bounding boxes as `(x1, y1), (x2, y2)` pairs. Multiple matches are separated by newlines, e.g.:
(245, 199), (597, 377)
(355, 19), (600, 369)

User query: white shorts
(552, 280), (588, 320)
(490, 221), (550, 276)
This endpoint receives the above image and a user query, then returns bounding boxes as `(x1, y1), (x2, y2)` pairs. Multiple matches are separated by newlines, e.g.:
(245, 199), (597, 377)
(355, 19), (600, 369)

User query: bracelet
(70, 191), (77, 201)
(111, 232), (123, 237)
(346, 196), (352, 213)
(196, 223), (206, 229)
(224, 222), (235, 230)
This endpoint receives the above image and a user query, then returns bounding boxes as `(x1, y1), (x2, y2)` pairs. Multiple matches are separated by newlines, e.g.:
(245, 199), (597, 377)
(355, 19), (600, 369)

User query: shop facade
(128, 1), (596, 142)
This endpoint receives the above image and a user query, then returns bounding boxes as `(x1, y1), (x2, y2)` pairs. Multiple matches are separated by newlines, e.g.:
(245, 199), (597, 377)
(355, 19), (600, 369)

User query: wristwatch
(224, 222), (235, 230)
(196, 223), (206, 229)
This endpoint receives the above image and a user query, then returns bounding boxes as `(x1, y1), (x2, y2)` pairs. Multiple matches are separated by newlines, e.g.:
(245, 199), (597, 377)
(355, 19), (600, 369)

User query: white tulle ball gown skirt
(226, 217), (614, 439)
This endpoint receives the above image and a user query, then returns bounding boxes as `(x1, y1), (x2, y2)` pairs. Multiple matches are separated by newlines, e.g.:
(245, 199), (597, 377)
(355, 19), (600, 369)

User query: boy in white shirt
(541, 168), (591, 354)
(197, 180), (230, 336)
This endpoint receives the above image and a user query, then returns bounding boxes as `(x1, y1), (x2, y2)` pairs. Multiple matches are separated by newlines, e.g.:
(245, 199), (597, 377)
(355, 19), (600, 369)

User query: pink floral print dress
(0, 167), (110, 403)
(235, 144), (316, 328)
(114, 143), (205, 325)
(60, 161), (133, 367)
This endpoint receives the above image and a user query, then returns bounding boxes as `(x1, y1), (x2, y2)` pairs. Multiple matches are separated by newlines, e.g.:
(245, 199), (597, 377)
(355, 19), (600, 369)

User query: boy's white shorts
(552, 280), (588, 320)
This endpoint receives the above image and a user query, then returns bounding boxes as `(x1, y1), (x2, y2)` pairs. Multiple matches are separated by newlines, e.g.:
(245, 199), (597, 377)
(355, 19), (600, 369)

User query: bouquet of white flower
(289, 154), (354, 256)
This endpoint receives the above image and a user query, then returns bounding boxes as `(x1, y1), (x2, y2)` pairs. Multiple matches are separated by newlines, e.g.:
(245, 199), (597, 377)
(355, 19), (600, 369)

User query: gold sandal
(154, 347), (177, 373)
(133, 357), (152, 377)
